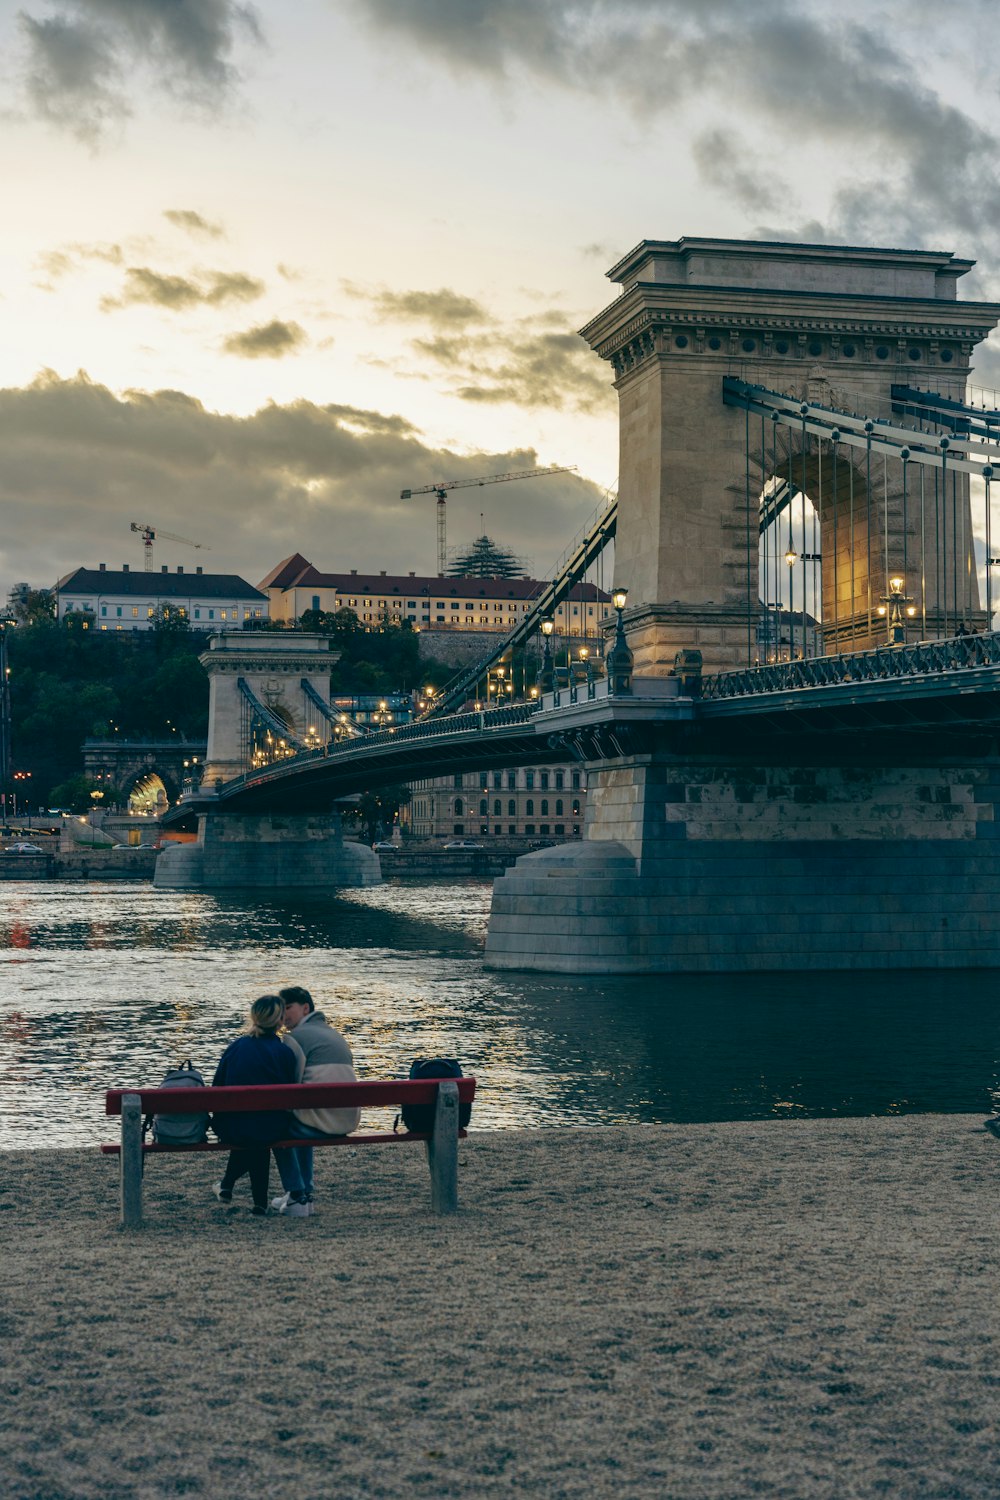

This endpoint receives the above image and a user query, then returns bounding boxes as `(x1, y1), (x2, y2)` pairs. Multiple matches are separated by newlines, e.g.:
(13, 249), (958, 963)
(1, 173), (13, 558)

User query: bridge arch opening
(127, 771), (171, 813)
(748, 425), (980, 663)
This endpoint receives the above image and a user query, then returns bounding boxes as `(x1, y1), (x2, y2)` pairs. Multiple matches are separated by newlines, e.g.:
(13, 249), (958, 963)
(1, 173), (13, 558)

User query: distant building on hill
(55, 564), (269, 631)
(259, 554), (609, 639)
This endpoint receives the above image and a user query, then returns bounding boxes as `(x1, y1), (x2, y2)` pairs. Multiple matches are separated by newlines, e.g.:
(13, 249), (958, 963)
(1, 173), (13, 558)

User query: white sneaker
(270, 1191), (292, 1211)
(279, 1197), (311, 1218)
(213, 1181), (233, 1203)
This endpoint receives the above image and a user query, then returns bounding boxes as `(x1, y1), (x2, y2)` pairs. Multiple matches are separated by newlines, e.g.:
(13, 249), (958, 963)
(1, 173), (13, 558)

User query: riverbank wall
(0, 848), (157, 880)
(3, 1116), (999, 1498)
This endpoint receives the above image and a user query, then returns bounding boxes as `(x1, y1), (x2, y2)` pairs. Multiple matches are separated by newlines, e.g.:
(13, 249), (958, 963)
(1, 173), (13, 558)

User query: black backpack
(400, 1058), (472, 1135)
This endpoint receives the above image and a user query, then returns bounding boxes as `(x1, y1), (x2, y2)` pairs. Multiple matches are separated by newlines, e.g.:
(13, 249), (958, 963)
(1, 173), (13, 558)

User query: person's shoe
(270, 1191), (292, 1212)
(278, 1196), (310, 1218)
(251, 1204), (268, 1217)
(213, 1182), (233, 1203)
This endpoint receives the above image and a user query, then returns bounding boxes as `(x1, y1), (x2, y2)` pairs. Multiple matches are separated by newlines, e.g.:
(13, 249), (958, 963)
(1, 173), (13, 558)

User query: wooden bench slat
(100, 1129), (469, 1155)
(105, 1078), (477, 1114)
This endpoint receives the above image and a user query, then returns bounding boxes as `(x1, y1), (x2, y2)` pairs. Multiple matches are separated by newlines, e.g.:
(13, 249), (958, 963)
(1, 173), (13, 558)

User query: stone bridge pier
(154, 630), (379, 891)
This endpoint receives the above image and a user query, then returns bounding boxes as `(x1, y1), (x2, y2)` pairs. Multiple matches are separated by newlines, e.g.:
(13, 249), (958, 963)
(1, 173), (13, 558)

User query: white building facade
(56, 565), (269, 631)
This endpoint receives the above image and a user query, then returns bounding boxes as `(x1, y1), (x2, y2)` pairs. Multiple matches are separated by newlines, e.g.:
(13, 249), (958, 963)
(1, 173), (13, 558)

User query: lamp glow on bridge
(539, 618), (555, 694)
(608, 587), (633, 696)
(877, 575), (915, 644)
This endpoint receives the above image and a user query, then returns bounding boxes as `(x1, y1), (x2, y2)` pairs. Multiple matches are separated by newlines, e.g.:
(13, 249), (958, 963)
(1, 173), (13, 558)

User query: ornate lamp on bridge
(878, 576), (916, 645)
(607, 587), (633, 696)
(578, 644), (593, 699)
(539, 618), (555, 694)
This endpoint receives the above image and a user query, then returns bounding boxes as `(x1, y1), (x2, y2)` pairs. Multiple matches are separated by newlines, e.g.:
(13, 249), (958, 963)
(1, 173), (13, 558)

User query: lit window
(132, 607), (139, 618)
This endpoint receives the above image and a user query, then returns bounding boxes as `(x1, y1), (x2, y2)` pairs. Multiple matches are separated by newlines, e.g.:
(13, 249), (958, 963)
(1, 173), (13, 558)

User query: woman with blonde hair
(211, 994), (299, 1216)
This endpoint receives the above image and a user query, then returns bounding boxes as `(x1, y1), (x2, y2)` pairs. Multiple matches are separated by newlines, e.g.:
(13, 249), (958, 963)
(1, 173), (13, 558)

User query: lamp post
(0, 609), (15, 829)
(607, 587), (633, 695)
(878, 575), (916, 645)
(578, 644), (593, 700)
(89, 788), (104, 845)
(539, 618), (555, 694)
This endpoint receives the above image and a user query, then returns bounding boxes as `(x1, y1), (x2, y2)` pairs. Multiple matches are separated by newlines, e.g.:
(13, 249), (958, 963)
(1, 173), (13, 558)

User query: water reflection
(1, 882), (998, 1148)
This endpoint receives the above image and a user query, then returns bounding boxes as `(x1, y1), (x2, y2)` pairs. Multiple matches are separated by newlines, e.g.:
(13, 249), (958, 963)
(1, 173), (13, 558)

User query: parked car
(372, 841), (397, 852)
(5, 842), (45, 854)
(443, 840), (484, 850)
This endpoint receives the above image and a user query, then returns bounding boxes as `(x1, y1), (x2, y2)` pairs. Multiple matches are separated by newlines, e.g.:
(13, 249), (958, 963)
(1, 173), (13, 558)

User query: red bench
(103, 1077), (477, 1228)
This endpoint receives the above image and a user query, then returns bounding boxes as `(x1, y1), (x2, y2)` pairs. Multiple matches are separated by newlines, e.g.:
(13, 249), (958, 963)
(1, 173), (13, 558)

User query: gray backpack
(151, 1060), (210, 1145)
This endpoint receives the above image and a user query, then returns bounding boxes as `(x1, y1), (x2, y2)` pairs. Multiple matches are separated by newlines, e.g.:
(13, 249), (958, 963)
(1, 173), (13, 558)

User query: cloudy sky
(3, 0), (1000, 595)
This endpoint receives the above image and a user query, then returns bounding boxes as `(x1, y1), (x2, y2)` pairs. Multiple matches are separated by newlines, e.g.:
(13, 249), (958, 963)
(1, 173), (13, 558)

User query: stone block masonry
(154, 812), (379, 890)
(486, 753), (1000, 973)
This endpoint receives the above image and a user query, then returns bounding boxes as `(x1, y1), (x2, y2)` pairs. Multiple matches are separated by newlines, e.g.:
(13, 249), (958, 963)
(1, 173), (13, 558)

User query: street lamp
(607, 587), (633, 695)
(0, 609), (15, 828)
(89, 788), (104, 845)
(878, 575), (916, 645)
(578, 644), (593, 699)
(539, 618), (555, 694)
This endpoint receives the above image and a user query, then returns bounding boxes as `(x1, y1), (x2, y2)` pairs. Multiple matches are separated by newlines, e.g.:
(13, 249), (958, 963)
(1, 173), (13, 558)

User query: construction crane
(130, 522), (208, 572)
(400, 465), (577, 576)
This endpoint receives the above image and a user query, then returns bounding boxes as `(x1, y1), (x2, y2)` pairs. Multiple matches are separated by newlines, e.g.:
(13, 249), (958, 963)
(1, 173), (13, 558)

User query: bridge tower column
(199, 630), (335, 786)
(154, 629), (380, 891)
(579, 239), (994, 672)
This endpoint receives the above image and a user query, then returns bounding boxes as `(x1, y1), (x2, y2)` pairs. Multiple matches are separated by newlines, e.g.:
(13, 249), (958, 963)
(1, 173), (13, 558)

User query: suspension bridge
(158, 236), (1000, 977)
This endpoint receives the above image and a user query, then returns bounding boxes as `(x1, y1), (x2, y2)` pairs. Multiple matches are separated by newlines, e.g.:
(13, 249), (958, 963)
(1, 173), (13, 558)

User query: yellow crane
(130, 522), (208, 572)
(400, 465), (576, 576)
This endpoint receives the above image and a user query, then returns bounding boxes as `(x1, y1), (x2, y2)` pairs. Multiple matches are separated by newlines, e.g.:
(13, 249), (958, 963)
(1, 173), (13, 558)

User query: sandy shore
(3, 1117), (1000, 1500)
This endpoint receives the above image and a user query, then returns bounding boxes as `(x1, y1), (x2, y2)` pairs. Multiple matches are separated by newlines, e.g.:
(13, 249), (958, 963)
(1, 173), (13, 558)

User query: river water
(1, 880), (999, 1148)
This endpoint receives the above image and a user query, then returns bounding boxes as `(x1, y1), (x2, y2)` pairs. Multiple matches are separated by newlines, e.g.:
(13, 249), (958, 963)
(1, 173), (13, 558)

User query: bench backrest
(105, 1078), (477, 1116)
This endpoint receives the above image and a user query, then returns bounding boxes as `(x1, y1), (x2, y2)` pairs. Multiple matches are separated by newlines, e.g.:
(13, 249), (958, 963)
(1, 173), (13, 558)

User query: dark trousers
(220, 1146), (271, 1209)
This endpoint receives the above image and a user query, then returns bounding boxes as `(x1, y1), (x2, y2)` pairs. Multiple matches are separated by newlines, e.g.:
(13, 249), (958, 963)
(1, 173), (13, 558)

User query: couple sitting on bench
(212, 987), (359, 1218)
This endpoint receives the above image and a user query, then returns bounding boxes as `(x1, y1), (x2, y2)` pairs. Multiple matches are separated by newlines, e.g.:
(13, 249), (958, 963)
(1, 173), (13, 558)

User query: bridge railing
(214, 701), (541, 795)
(702, 632), (1000, 700)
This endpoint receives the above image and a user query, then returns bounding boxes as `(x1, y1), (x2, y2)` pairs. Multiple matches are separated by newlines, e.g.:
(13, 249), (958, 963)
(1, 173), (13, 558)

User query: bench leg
(427, 1081), (459, 1215)
(120, 1093), (143, 1229)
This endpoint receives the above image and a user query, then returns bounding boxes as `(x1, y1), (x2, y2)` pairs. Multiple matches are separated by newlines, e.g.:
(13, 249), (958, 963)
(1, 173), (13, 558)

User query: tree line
(9, 604), (451, 810)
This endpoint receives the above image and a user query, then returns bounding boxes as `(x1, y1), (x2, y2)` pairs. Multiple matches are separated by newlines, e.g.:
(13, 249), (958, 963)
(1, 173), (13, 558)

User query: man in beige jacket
(272, 985), (360, 1216)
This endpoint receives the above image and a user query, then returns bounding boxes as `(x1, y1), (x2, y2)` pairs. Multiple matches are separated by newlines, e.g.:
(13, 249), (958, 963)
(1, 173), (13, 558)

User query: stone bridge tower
(579, 238), (1000, 672)
(200, 630), (336, 786)
(154, 630), (379, 891)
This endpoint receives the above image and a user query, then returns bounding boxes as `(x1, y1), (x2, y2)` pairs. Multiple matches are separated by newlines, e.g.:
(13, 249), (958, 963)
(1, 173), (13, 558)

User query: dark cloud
(354, 0), (1000, 288)
(102, 265), (265, 311)
(164, 208), (225, 239)
(0, 370), (601, 588)
(413, 321), (612, 415)
(222, 319), (307, 358)
(347, 277), (611, 413)
(690, 129), (783, 218)
(344, 282), (491, 328)
(17, 0), (261, 143)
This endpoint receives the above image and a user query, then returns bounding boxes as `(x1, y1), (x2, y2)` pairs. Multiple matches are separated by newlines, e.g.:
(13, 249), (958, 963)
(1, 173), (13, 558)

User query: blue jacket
(212, 1033), (297, 1145)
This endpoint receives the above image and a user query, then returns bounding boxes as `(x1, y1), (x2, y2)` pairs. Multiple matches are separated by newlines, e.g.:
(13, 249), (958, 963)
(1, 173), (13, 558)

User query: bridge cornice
(580, 284), (1000, 376)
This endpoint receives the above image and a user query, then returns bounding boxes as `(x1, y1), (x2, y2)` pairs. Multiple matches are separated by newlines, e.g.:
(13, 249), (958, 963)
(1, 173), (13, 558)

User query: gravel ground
(2, 1117), (1000, 1500)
